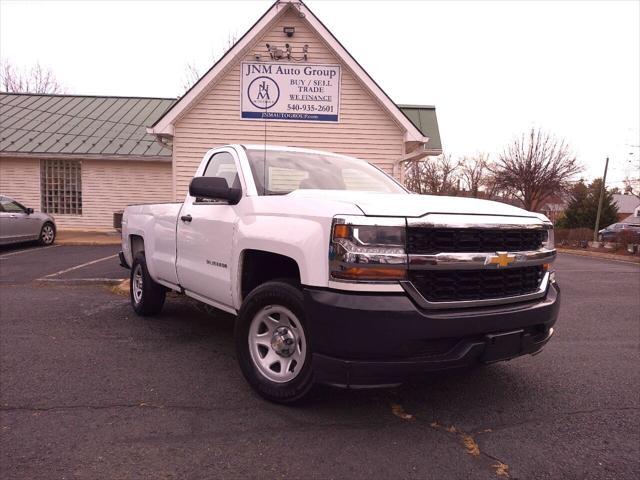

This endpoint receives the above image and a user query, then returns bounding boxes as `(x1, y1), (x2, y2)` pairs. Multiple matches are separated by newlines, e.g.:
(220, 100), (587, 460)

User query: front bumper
(304, 282), (560, 387)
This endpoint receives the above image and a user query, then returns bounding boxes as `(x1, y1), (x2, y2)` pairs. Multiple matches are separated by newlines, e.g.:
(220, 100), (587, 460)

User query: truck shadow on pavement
(143, 291), (541, 418)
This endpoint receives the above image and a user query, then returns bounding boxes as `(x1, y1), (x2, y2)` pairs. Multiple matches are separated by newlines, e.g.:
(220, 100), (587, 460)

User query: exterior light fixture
(266, 43), (285, 60)
(283, 26), (295, 37)
(265, 42), (308, 61)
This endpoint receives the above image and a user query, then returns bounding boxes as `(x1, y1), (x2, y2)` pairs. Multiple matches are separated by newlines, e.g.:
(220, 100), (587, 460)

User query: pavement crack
(427, 420), (512, 478)
(479, 450), (511, 478)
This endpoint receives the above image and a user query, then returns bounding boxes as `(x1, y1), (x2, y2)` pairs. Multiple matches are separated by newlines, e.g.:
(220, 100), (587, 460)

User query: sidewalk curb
(557, 248), (640, 264)
(55, 240), (121, 246)
(56, 230), (121, 246)
(36, 278), (125, 285)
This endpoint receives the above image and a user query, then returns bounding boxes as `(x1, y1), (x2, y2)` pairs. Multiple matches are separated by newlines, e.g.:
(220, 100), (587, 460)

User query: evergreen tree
(556, 178), (618, 229)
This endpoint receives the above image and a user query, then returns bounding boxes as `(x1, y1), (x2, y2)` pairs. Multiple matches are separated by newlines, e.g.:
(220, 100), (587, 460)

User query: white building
(0, 0), (441, 230)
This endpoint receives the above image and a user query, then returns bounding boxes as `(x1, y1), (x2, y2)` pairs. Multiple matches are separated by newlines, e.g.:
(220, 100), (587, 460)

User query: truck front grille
(407, 228), (545, 254)
(409, 266), (544, 303)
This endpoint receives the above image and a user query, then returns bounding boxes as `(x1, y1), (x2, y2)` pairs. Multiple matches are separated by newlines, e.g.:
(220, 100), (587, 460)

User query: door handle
(180, 214), (193, 223)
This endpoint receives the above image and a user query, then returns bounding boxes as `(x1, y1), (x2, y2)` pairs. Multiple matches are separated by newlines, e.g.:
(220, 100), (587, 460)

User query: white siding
(0, 158), (41, 209)
(0, 158), (172, 230)
(173, 7), (404, 199)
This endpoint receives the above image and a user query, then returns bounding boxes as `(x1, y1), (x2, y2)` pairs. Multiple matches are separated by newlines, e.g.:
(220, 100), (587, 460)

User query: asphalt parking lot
(0, 245), (638, 480)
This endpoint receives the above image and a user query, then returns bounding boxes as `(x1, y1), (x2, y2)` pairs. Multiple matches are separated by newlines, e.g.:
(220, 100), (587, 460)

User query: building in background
(612, 193), (640, 222)
(540, 194), (569, 224)
(0, 0), (441, 230)
(620, 205), (640, 225)
(0, 94), (174, 229)
(147, 0), (441, 200)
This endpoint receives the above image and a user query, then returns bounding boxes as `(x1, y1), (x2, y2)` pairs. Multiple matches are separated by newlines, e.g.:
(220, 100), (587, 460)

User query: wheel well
(241, 250), (301, 299)
(130, 235), (144, 256)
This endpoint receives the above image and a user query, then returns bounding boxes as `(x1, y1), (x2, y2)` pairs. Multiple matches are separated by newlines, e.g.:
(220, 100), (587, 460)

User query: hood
(287, 190), (545, 220)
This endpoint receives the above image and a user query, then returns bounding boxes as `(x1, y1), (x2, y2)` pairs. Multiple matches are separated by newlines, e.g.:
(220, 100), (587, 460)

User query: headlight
(544, 225), (554, 250)
(329, 216), (407, 282)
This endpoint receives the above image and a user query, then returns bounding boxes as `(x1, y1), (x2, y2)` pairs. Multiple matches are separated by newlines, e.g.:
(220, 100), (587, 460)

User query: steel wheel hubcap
(248, 305), (307, 383)
(132, 265), (143, 303)
(42, 226), (54, 243)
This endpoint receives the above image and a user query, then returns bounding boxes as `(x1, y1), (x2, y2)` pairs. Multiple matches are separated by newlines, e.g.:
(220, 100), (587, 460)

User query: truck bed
(122, 202), (183, 287)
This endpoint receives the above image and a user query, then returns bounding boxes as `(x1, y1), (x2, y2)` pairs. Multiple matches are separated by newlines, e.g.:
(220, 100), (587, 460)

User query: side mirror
(26, 208), (34, 214)
(189, 176), (242, 205)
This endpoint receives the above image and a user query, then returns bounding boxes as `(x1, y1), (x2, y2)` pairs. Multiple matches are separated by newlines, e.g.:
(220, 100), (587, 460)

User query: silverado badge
(486, 252), (516, 268)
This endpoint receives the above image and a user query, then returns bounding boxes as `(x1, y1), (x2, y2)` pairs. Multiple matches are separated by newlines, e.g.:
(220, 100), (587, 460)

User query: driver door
(0, 198), (38, 242)
(176, 149), (242, 310)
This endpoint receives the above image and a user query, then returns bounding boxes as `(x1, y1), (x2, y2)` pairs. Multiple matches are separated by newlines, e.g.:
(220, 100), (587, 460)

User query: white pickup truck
(120, 144), (560, 403)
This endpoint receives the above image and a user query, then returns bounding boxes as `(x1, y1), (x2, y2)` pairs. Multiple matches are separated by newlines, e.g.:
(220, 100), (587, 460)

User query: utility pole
(593, 156), (609, 243)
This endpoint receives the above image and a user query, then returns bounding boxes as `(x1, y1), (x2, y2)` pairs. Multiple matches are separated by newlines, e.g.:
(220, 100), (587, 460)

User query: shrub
(555, 228), (592, 247)
(617, 230), (640, 253)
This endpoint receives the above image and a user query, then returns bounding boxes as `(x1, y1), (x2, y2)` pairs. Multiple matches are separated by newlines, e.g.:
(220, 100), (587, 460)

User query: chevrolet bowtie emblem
(486, 252), (516, 268)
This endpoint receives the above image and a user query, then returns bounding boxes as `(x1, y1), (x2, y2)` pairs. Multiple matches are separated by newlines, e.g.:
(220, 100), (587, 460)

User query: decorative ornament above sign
(240, 62), (341, 122)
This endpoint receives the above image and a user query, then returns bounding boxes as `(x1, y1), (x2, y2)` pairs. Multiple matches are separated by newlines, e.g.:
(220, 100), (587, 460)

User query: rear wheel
(130, 252), (166, 316)
(235, 280), (313, 403)
(39, 222), (55, 245)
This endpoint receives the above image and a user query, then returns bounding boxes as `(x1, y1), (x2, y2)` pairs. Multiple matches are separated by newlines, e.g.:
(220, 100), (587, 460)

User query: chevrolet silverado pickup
(120, 144), (560, 403)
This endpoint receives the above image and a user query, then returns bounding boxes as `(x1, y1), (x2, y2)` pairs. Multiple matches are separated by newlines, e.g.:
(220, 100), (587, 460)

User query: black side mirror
(189, 176), (242, 205)
(26, 208), (34, 214)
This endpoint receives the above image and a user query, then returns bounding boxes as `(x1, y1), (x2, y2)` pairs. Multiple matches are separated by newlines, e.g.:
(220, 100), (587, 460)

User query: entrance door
(175, 149), (242, 310)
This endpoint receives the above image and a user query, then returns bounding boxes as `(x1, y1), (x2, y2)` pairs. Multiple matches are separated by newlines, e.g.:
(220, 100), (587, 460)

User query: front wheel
(130, 252), (166, 316)
(235, 280), (314, 403)
(39, 222), (56, 245)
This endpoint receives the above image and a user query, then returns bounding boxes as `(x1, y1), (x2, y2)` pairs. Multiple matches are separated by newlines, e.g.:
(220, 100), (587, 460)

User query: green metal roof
(398, 104), (442, 152)
(0, 93), (441, 157)
(0, 93), (175, 158)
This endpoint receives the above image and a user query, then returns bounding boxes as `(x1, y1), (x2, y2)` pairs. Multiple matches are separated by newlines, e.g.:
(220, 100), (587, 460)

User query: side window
(203, 152), (240, 188)
(1, 199), (25, 213)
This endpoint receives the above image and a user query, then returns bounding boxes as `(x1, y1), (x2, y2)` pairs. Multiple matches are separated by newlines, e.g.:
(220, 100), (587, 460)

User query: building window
(40, 160), (82, 215)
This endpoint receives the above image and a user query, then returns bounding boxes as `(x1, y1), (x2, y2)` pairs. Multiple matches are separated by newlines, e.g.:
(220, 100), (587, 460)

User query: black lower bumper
(303, 283), (560, 387)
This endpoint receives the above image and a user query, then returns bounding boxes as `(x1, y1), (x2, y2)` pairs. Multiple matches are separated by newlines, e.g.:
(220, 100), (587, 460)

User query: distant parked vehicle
(599, 222), (640, 242)
(0, 196), (56, 246)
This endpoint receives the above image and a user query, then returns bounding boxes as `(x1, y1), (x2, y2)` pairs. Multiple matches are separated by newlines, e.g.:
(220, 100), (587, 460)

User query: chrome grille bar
(408, 248), (556, 270)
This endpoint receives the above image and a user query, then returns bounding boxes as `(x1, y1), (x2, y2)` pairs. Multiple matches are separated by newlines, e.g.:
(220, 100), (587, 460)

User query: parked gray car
(0, 195), (56, 246)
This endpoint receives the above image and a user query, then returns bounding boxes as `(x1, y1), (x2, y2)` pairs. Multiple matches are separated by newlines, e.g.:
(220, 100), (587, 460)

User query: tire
(130, 252), (166, 316)
(39, 222), (56, 246)
(235, 280), (314, 403)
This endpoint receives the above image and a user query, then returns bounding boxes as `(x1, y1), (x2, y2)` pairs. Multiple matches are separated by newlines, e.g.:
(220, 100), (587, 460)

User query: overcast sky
(1, 0), (639, 184)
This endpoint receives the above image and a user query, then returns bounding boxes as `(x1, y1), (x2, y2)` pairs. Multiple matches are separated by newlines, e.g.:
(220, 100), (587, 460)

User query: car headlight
(329, 216), (407, 282)
(544, 225), (555, 250)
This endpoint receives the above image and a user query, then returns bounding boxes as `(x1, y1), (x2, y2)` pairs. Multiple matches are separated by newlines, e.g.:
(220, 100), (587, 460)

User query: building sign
(241, 62), (341, 122)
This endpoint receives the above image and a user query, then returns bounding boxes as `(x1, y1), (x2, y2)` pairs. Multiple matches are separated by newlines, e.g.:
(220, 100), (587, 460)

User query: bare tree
(404, 154), (460, 195)
(622, 173), (639, 196)
(182, 32), (238, 92)
(181, 63), (202, 93)
(490, 128), (581, 211)
(1, 61), (65, 94)
(459, 153), (489, 197)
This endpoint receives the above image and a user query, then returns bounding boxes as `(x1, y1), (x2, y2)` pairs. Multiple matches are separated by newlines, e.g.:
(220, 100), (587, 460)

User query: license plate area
(482, 329), (524, 362)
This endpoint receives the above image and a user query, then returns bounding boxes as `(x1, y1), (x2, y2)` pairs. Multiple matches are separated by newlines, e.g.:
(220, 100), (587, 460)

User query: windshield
(244, 148), (406, 195)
